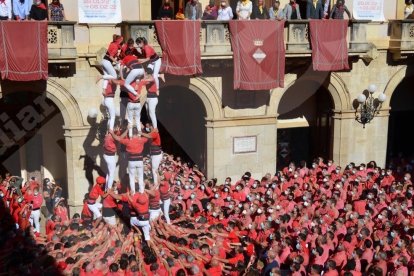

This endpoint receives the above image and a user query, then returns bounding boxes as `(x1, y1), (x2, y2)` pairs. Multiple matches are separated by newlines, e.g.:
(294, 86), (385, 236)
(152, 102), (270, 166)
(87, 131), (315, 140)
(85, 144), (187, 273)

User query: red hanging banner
(309, 19), (350, 71)
(229, 20), (285, 90)
(0, 21), (48, 81)
(155, 20), (203, 76)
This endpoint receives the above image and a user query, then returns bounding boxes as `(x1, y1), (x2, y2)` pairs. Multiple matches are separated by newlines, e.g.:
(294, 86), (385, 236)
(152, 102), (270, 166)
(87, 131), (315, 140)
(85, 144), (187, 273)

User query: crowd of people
(158, 0), (352, 21)
(3, 150), (414, 275)
(0, 0), (65, 21)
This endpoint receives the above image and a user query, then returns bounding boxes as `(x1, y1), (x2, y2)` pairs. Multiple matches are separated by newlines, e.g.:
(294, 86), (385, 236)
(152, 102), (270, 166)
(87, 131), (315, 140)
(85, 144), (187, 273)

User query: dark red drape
(309, 19), (349, 71)
(155, 20), (202, 75)
(229, 20), (285, 90)
(0, 21), (48, 81)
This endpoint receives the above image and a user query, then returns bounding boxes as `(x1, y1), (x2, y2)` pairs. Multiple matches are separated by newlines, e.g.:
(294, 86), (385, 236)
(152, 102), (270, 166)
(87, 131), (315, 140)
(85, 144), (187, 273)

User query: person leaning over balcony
(236, 0), (252, 20)
(0, 0), (12, 20)
(13, 0), (30, 20)
(283, 0), (301, 20)
(48, 0), (65, 21)
(306, 0), (324, 19)
(405, 0), (414, 19)
(269, 1), (285, 20)
(202, 0), (218, 20)
(217, 0), (233, 20)
(158, 0), (174, 20)
(252, 0), (269, 19)
(330, 0), (351, 19)
(29, 0), (48, 21)
(185, 0), (202, 20)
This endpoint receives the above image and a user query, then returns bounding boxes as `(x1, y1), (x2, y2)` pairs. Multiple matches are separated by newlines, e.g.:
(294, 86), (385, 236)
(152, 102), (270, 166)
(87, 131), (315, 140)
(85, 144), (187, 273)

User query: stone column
(206, 116), (277, 182)
(331, 109), (390, 169)
(64, 126), (93, 214)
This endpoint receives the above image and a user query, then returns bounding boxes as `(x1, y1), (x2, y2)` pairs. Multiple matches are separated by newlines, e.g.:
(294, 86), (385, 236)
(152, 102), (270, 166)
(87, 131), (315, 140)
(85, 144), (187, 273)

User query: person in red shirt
(87, 176), (106, 220)
(136, 37), (162, 93)
(111, 127), (150, 194)
(146, 180), (162, 221)
(129, 192), (151, 241)
(102, 184), (119, 226)
(28, 187), (43, 233)
(120, 49), (145, 98)
(101, 34), (123, 92)
(103, 130), (119, 191)
(146, 123), (163, 184)
(159, 175), (172, 224)
(143, 69), (164, 129)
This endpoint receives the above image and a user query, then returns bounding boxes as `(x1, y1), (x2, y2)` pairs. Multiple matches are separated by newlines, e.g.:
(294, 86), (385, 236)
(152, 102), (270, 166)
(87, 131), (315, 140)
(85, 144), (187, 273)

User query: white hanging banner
(78, 0), (122, 24)
(352, 0), (385, 21)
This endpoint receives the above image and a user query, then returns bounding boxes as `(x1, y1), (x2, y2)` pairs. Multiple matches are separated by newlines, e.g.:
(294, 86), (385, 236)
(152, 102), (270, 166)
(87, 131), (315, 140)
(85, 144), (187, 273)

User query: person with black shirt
(252, 0), (269, 19)
(29, 0), (47, 20)
(283, 0), (301, 20)
(158, 0), (174, 20)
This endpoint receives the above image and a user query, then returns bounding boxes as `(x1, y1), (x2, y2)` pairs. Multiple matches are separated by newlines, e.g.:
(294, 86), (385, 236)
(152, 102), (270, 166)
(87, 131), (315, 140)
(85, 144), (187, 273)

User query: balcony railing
(47, 21), (77, 62)
(121, 20), (373, 58)
(389, 20), (414, 57)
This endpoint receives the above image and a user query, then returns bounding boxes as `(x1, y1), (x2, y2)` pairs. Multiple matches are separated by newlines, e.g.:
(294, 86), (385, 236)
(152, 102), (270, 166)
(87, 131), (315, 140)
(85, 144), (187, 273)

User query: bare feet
(159, 74), (165, 83)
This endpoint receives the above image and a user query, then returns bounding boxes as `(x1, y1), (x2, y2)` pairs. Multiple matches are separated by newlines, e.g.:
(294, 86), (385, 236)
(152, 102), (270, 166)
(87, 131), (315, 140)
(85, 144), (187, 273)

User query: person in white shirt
(236, 0), (252, 20)
(0, 0), (12, 20)
(217, 0), (233, 20)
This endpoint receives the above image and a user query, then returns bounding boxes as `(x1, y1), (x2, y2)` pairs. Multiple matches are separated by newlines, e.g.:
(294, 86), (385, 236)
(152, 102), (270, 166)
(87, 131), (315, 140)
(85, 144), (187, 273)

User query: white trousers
(124, 68), (145, 95)
(162, 198), (171, 224)
(149, 208), (162, 221)
(101, 59), (117, 89)
(151, 153), (163, 184)
(128, 160), (144, 194)
(104, 97), (116, 131)
(127, 102), (142, 137)
(146, 98), (158, 129)
(103, 215), (116, 226)
(29, 209), (41, 233)
(88, 202), (103, 220)
(103, 154), (117, 190)
(130, 216), (151, 241)
(148, 58), (162, 90)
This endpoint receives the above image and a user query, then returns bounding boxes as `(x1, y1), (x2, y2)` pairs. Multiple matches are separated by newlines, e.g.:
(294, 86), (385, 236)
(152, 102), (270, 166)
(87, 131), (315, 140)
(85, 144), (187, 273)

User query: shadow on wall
(82, 116), (106, 191)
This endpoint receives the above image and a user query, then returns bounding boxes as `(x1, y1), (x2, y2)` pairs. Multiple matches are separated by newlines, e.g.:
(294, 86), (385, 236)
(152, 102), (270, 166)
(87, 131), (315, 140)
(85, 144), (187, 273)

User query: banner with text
(352, 0), (385, 21)
(78, 0), (122, 24)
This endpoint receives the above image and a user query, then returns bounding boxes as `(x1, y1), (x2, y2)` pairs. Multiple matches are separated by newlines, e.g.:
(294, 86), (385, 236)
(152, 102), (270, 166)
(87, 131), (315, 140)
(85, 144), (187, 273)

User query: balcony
(389, 19), (414, 59)
(47, 21), (77, 62)
(121, 20), (374, 59)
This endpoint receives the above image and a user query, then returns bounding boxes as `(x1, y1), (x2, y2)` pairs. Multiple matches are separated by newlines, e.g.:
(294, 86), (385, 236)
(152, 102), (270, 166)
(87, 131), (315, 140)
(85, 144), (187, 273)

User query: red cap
(96, 176), (106, 185)
(57, 261), (67, 271)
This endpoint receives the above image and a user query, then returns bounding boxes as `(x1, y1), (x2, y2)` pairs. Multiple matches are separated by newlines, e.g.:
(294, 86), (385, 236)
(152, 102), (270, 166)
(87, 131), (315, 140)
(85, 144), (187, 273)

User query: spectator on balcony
(0, 0), (12, 20)
(251, 0), (269, 19)
(202, 0), (218, 20)
(269, 1), (285, 20)
(158, 0), (174, 20)
(29, 0), (47, 21)
(330, 0), (351, 19)
(185, 0), (202, 20)
(283, 0), (302, 20)
(236, 0), (252, 20)
(405, 0), (414, 19)
(13, 0), (30, 20)
(48, 0), (65, 21)
(306, 0), (324, 19)
(217, 0), (233, 20)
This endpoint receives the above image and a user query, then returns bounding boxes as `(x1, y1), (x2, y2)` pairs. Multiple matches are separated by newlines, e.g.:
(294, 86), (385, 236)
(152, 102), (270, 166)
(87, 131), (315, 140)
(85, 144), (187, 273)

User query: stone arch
(382, 66), (414, 109)
(268, 72), (351, 115)
(162, 77), (223, 121)
(46, 79), (84, 127)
